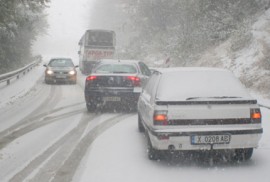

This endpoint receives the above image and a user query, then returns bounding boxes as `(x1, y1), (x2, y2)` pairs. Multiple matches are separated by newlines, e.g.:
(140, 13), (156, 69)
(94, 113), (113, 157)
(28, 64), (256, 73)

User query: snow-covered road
(0, 66), (269, 182)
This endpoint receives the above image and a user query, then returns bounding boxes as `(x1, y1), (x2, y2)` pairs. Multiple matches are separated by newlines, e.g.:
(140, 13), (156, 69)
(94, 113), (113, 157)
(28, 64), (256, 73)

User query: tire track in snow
(0, 82), (85, 149)
(0, 107), (85, 150)
(8, 112), (133, 182)
(0, 80), (60, 138)
(51, 113), (134, 182)
(7, 111), (97, 182)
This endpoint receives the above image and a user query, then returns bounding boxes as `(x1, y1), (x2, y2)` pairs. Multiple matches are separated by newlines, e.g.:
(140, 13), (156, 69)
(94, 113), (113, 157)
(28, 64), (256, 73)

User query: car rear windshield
(48, 59), (74, 67)
(94, 64), (137, 74)
(156, 69), (251, 101)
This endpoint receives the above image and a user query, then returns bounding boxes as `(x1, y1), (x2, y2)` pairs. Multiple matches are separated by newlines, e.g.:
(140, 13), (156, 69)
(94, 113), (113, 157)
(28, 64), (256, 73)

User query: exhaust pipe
(168, 145), (175, 151)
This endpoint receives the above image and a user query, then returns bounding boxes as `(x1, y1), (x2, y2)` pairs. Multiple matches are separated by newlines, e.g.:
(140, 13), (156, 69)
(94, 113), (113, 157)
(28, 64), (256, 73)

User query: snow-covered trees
(0, 0), (49, 74)
(89, 0), (269, 65)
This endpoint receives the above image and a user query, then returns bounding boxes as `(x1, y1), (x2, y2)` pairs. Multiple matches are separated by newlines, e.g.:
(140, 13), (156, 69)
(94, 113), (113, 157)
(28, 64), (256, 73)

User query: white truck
(78, 29), (116, 74)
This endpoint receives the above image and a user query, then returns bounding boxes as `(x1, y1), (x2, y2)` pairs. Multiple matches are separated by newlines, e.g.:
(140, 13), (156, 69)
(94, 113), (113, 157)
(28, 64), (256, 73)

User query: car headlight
(69, 70), (76, 75)
(46, 70), (54, 75)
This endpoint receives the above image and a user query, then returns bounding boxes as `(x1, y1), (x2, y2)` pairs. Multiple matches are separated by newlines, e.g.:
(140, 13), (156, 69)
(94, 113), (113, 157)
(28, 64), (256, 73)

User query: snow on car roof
(50, 57), (72, 60)
(156, 67), (253, 101)
(98, 59), (141, 63)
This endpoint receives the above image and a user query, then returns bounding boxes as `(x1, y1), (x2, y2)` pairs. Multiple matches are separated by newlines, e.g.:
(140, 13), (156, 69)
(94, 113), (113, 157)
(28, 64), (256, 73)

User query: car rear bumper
(85, 89), (140, 105)
(147, 128), (263, 151)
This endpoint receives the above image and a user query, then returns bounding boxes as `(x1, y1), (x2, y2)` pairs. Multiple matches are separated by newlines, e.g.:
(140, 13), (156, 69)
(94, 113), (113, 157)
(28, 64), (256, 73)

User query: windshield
(48, 59), (74, 67)
(156, 69), (251, 101)
(86, 31), (114, 47)
(94, 64), (137, 74)
(0, 0), (269, 182)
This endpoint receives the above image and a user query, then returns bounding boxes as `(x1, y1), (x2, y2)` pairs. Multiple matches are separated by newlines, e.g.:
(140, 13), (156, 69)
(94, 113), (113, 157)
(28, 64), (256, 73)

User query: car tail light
(154, 111), (168, 125)
(126, 76), (141, 86)
(86, 75), (97, 81)
(250, 108), (261, 123)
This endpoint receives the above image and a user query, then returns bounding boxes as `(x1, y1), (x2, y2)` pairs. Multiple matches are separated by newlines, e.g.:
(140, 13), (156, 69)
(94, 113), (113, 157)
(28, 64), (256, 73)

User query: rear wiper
(186, 96), (242, 100)
(113, 71), (129, 74)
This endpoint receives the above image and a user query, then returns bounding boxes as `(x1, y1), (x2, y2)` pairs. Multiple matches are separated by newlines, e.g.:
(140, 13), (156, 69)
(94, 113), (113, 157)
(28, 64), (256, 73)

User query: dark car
(84, 59), (151, 112)
(43, 58), (78, 84)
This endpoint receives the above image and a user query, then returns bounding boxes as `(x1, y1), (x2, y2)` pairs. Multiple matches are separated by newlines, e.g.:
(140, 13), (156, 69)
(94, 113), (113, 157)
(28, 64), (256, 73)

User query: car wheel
(86, 103), (96, 112)
(146, 132), (160, 160)
(233, 148), (253, 161)
(45, 79), (50, 84)
(138, 114), (145, 133)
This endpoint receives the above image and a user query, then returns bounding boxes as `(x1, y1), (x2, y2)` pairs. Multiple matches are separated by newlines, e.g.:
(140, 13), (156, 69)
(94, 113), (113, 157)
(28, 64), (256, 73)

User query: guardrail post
(7, 79), (10, 85)
(17, 75), (19, 79)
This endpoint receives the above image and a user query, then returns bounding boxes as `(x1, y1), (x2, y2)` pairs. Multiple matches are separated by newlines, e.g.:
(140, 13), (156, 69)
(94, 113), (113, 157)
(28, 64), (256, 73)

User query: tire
(86, 103), (96, 112)
(146, 132), (160, 160)
(233, 148), (253, 161)
(138, 114), (145, 133)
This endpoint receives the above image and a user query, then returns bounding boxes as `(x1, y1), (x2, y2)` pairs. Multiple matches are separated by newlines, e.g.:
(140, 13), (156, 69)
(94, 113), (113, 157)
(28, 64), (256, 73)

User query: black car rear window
(95, 64), (137, 74)
(49, 59), (74, 67)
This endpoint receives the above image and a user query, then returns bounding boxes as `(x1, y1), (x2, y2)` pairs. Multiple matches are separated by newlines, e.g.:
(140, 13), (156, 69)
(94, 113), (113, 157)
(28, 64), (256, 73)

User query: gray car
(44, 58), (78, 84)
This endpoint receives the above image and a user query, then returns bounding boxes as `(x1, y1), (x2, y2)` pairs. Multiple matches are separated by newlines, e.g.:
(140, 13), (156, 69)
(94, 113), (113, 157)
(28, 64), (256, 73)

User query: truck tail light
(154, 111), (168, 125)
(250, 108), (261, 123)
(127, 76), (141, 87)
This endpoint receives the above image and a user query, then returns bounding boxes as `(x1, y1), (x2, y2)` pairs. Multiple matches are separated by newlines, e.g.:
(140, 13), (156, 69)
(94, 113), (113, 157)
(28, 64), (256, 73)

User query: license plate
(191, 134), (230, 145)
(103, 97), (121, 102)
(133, 87), (142, 93)
(56, 75), (66, 78)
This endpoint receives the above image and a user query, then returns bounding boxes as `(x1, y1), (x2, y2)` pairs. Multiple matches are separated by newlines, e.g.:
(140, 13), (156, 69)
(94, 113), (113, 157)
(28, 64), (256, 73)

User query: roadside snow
(0, 65), (44, 110)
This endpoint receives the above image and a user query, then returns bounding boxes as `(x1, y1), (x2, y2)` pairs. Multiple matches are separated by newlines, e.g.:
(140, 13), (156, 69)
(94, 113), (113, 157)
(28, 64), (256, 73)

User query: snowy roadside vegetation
(88, 0), (270, 97)
(0, 0), (49, 74)
(194, 9), (270, 98)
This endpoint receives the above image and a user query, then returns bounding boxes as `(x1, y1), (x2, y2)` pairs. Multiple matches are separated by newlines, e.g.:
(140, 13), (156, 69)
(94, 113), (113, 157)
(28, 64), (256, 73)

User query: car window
(143, 72), (160, 102)
(49, 59), (74, 67)
(94, 64), (137, 74)
(156, 70), (250, 101)
(139, 62), (151, 76)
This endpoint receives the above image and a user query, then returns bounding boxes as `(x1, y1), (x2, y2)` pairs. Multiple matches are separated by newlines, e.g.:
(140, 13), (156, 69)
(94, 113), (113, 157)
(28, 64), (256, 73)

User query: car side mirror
(75, 65), (79, 68)
(43, 64), (47, 67)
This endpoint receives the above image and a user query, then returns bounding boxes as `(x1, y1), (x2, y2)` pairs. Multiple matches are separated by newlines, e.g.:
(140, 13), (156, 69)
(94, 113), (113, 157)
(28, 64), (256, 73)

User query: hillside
(194, 9), (270, 98)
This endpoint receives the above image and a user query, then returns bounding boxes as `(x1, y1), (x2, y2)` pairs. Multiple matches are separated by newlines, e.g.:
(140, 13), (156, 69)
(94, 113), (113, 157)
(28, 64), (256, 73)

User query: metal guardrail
(0, 60), (41, 86)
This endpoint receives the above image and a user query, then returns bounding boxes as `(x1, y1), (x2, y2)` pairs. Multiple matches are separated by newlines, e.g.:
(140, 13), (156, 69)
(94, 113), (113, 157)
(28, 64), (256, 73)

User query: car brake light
(250, 108), (261, 123)
(154, 111), (168, 125)
(86, 75), (97, 81)
(154, 114), (167, 121)
(127, 76), (141, 86)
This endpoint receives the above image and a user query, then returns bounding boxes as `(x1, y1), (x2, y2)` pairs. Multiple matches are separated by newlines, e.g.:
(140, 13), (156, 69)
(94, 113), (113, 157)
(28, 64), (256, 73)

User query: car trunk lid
(86, 74), (140, 88)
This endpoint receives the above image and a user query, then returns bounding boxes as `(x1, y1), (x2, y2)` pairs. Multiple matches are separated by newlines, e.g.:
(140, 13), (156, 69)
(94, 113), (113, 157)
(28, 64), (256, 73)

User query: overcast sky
(32, 0), (95, 63)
